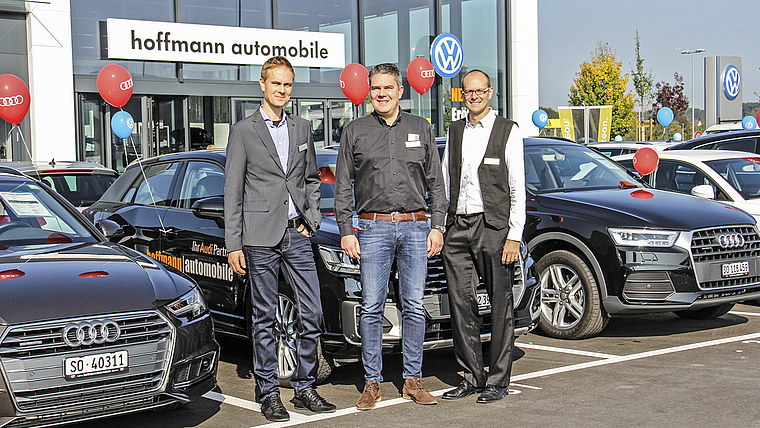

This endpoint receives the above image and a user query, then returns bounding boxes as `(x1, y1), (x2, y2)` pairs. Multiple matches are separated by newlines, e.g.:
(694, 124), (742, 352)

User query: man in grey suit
(225, 56), (335, 422)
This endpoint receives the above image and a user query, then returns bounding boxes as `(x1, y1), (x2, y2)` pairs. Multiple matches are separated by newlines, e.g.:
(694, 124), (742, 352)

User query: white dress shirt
(442, 108), (526, 242)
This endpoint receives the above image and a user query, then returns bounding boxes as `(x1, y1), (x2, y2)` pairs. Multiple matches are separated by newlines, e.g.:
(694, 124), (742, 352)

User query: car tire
(537, 250), (608, 339)
(275, 293), (334, 388)
(674, 303), (735, 320)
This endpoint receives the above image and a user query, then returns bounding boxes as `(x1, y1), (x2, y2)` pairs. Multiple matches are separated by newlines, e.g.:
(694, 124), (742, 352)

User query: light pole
(680, 48), (706, 137)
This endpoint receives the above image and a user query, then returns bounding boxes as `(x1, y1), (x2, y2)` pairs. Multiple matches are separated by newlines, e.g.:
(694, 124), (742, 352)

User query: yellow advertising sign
(558, 108), (575, 141)
(546, 119), (562, 129)
(597, 106), (613, 142)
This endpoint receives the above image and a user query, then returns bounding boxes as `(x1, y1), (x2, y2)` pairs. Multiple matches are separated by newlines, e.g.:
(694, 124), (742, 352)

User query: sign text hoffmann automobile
(107, 18), (346, 68)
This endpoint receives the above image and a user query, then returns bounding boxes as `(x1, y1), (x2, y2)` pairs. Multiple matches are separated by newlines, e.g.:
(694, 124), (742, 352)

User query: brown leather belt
(359, 211), (427, 221)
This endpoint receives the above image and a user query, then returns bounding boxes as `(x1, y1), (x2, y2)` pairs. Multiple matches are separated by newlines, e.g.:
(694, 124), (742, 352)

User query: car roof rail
(0, 165), (26, 177)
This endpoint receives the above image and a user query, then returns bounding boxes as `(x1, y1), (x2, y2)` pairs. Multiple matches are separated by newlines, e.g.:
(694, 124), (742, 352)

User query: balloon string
(121, 107), (168, 234)
(15, 125), (41, 179)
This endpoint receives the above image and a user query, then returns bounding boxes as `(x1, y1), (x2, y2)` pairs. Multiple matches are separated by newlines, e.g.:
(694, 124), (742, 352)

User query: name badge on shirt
(298, 143), (308, 152)
(408, 133), (420, 141)
(484, 157), (500, 165)
(406, 140), (422, 148)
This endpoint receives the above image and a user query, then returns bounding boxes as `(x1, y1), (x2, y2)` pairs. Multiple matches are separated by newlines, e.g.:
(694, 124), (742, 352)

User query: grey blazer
(224, 109), (321, 249)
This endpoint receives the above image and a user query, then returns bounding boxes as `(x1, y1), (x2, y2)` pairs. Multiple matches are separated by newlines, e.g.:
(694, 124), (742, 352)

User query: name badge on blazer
(298, 143), (308, 152)
(484, 157), (500, 165)
(405, 140), (422, 148)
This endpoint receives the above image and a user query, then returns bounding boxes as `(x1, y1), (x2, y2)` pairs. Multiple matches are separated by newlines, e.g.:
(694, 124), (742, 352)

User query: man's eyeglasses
(462, 87), (492, 97)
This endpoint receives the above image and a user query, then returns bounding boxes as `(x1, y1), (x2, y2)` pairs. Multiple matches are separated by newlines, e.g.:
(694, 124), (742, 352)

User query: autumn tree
(569, 42), (636, 137)
(630, 30), (653, 139)
(651, 72), (689, 140)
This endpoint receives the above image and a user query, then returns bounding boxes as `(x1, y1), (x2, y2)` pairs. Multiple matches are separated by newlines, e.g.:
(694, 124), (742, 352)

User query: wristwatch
(432, 225), (446, 234)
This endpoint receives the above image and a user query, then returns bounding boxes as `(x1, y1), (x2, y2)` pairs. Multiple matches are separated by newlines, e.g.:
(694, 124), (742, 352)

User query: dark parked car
(1, 159), (118, 214)
(523, 137), (760, 339)
(87, 148), (541, 384)
(665, 129), (760, 154)
(0, 169), (218, 427)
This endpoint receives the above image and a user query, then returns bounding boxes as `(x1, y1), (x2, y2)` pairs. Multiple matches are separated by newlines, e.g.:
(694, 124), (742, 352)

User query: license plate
(64, 350), (128, 379)
(477, 291), (491, 310)
(722, 261), (750, 278)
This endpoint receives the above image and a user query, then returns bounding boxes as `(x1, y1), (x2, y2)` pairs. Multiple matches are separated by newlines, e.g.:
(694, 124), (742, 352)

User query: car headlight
(318, 244), (361, 275)
(167, 287), (208, 320)
(608, 228), (679, 247)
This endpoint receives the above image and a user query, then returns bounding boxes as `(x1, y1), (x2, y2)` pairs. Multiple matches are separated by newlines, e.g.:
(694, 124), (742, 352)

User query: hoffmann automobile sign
(106, 19), (345, 68)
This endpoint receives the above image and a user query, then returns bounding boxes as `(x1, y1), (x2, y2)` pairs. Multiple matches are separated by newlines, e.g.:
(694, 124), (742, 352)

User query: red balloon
(406, 57), (435, 94)
(756, 109), (760, 129)
(0, 74), (30, 125)
(633, 147), (659, 175)
(340, 63), (369, 105)
(97, 64), (133, 108)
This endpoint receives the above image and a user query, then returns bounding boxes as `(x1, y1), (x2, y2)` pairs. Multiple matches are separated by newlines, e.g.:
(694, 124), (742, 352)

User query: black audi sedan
(86, 148), (540, 385)
(523, 137), (760, 339)
(0, 168), (218, 426)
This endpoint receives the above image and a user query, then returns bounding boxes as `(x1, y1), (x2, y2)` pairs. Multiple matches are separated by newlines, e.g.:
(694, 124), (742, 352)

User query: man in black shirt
(334, 63), (447, 410)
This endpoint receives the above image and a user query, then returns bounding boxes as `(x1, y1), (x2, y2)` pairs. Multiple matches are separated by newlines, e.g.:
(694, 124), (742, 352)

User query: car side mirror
(192, 196), (225, 228)
(691, 184), (715, 199)
(95, 219), (125, 241)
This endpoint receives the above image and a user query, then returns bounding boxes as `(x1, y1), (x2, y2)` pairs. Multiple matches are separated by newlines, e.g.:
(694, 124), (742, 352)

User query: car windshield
(704, 157), (760, 200)
(0, 180), (98, 247)
(38, 174), (117, 207)
(525, 144), (642, 193)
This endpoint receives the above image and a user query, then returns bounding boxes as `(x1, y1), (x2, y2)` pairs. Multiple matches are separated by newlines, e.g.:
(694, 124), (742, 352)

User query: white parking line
(205, 331), (760, 427)
(517, 343), (619, 359)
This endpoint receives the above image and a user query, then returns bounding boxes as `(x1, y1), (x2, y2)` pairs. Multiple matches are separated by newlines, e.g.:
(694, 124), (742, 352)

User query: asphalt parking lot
(72, 302), (760, 427)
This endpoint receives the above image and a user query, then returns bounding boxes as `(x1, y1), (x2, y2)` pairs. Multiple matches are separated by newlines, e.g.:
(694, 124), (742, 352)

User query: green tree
(569, 42), (636, 137)
(630, 30), (653, 140)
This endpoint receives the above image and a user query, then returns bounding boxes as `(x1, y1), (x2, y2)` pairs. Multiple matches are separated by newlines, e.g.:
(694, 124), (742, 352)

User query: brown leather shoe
(356, 381), (381, 410)
(402, 377), (437, 405)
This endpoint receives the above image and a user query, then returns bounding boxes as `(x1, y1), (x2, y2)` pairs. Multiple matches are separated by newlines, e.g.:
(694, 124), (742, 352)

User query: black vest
(447, 116), (515, 229)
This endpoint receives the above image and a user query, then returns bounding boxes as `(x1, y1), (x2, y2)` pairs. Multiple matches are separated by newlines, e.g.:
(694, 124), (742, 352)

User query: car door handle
(162, 227), (178, 241)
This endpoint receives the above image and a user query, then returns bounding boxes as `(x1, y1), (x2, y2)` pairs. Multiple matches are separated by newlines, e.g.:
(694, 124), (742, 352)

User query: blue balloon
(673, 132), (682, 141)
(742, 115), (757, 130)
(532, 109), (548, 129)
(657, 107), (673, 127)
(111, 111), (134, 139)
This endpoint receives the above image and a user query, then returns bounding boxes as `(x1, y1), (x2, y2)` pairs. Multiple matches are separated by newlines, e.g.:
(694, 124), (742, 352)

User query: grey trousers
(441, 213), (515, 388)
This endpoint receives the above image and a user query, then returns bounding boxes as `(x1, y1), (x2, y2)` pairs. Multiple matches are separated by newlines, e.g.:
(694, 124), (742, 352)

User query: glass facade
(70, 0), (508, 167)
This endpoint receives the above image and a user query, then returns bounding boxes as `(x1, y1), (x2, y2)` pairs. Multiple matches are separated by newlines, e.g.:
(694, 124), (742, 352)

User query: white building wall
(509, 0), (539, 134)
(26, 0), (76, 162)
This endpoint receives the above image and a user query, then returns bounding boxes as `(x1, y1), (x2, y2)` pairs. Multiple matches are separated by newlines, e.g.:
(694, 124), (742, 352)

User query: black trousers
(441, 213), (515, 388)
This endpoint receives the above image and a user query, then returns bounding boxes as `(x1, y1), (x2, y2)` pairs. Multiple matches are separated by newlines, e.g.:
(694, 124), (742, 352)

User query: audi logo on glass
(120, 78), (134, 91)
(717, 233), (745, 249)
(63, 320), (121, 347)
(0, 95), (24, 107)
(420, 69), (435, 79)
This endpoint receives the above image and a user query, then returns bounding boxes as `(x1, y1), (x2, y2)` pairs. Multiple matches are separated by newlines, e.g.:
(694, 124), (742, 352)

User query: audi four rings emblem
(0, 95), (24, 107)
(717, 233), (745, 249)
(120, 79), (133, 91)
(63, 320), (121, 347)
(420, 69), (435, 79)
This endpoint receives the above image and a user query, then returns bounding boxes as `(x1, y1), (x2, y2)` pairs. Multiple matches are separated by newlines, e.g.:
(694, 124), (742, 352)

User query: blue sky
(538, 0), (759, 111)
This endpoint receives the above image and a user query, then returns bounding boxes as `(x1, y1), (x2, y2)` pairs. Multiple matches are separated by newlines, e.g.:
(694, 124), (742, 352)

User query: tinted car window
(708, 138), (757, 153)
(0, 181), (97, 247)
(705, 157), (760, 200)
(124, 163), (178, 206)
(177, 161), (225, 209)
(40, 175), (117, 207)
(524, 144), (639, 192)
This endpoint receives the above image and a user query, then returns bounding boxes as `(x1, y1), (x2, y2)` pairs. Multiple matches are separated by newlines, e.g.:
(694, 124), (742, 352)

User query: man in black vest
(440, 69), (526, 404)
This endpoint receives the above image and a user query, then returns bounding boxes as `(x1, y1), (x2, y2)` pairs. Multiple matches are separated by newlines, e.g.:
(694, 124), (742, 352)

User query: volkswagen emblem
(430, 33), (463, 78)
(717, 233), (745, 249)
(723, 65), (741, 101)
(62, 320), (121, 347)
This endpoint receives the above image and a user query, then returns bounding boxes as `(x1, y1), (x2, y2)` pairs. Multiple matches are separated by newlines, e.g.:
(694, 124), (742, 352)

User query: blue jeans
(357, 219), (429, 381)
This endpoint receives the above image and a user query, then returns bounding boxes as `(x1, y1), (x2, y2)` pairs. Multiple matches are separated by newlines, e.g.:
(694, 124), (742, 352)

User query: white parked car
(588, 141), (673, 157)
(614, 150), (760, 223)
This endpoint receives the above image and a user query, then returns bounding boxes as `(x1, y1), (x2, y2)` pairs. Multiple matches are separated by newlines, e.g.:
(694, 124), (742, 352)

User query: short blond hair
(261, 56), (294, 80)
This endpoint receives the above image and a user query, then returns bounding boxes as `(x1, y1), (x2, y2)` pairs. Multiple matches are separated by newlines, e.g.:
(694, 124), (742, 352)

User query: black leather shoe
(291, 388), (337, 413)
(476, 385), (509, 404)
(442, 380), (484, 400)
(261, 393), (290, 422)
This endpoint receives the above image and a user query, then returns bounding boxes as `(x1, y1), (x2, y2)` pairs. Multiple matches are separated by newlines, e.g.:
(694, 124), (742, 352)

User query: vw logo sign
(717, 233), (745, 249)
(430, 33), (463, 78)
(723, 65), (741, 100)
(63, 320), (121, 347)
